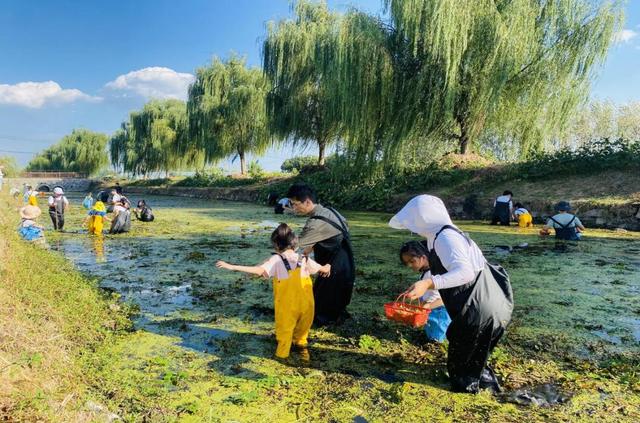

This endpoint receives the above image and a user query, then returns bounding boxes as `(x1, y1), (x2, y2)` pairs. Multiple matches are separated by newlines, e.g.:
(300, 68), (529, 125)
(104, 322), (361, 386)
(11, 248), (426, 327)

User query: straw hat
(20, 205), (41, 220)
(53, 186), (64, 195)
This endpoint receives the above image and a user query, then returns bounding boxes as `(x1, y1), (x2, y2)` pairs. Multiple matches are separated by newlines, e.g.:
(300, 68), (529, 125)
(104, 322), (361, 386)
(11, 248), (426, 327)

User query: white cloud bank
(105, 67), (195, 100)
(0, 81), (101, 108)
(614, 29), (638, 44)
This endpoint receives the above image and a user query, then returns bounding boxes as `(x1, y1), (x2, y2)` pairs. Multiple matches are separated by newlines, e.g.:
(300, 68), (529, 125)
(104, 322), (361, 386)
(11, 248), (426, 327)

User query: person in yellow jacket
(216, 223), (331, 360)
(27, 194), (39, 206)
(513, 203), (533, 228)
(84, 201), (110, 235)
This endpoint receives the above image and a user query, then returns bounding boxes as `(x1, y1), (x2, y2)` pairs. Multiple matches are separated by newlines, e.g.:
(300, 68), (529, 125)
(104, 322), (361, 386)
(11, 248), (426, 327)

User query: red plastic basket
(384, 294), (431, 327)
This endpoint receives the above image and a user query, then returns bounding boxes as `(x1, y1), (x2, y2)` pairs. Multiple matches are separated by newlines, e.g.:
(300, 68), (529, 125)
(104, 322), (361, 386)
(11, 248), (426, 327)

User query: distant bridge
(5, 175), (99, 193)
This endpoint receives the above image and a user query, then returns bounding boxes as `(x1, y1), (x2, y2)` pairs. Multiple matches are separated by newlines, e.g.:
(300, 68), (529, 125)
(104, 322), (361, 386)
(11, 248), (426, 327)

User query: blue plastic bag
(19, 225), (44, 241)
(425, 306), (451, 342)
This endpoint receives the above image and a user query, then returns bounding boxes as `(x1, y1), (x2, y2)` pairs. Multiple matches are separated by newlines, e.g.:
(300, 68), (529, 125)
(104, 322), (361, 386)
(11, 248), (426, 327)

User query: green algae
(45, 195), (640, 421)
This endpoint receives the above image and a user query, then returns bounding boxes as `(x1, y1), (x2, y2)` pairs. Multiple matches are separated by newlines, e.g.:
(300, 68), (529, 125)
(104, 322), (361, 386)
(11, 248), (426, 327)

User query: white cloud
(105, 67), (194, 100)
(0, 81), (101, 108)
(613, 29), (638, 44)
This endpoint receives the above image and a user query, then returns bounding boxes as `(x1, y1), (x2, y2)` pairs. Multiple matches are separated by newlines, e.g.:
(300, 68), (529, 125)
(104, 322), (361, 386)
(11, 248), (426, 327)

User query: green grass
(0, 193), (132, 421)
(2, 193), (640, 422)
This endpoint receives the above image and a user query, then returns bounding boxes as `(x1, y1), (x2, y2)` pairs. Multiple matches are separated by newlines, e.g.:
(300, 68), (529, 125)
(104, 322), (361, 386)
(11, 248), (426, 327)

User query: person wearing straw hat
(18, 205), (45, 243)
(540, 201), (585, 240)
(389, 195), (513, 394)
(47, 186), (69, 231)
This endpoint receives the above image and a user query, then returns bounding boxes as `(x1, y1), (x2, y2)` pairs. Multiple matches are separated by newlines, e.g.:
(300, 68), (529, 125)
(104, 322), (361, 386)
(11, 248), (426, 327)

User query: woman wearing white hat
(48, 186), (69, 231)
(389, 195), (513, 394)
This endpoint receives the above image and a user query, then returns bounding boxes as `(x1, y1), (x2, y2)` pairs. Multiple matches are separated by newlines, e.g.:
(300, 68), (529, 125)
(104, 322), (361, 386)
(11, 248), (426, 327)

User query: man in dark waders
(286, 184), (355, 326)
(490, 190), (514, 226)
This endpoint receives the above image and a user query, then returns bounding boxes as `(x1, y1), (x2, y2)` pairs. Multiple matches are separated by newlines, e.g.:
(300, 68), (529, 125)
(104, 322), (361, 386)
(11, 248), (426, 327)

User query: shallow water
(47, 194), (640, 358)
(41, 194), (640, 420)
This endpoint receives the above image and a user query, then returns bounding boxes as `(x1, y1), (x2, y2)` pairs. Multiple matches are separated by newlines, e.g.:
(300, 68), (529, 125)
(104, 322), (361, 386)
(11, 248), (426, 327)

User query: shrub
(0, 156), (20, 177)
(248, 161), (265, 179)
(280, 156), (317, 173)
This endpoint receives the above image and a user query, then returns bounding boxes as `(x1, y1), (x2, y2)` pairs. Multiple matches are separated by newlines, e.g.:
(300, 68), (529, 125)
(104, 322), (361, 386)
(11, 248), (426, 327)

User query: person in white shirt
(390, 195), (513, 394)
(0, 166), (4, 191)
(274, 197), (292, 214)
(109, 199), (131, 234)
(47, 186), (69, 231)
(490, 190), (514, 226)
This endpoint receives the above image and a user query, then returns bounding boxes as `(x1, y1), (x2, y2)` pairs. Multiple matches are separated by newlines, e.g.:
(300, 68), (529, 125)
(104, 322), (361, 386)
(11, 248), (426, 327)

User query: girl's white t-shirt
(420, 270), (442, 304)
(20, 219), (37, 228)
(260, 251), (322, 280)
(514, 207), (529, 217)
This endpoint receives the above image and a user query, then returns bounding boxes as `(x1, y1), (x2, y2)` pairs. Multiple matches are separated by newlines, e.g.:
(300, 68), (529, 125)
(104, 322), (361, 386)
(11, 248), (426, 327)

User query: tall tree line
(110, 99), (204, 177)
(26, 129), (109, 175)
(30, 0), (623, 176)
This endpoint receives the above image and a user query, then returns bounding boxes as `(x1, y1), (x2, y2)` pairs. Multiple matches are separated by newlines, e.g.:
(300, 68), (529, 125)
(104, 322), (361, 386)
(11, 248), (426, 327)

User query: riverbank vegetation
(124, 138), (640, 213)
(0, 194), (132, 421)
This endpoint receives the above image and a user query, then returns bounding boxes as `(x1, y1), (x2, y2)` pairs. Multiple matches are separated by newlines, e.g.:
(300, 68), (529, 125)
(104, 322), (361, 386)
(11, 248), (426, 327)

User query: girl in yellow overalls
(216, 223), (330, 359)
(513, 203), (533, 228)
(84, 201), (110, 235)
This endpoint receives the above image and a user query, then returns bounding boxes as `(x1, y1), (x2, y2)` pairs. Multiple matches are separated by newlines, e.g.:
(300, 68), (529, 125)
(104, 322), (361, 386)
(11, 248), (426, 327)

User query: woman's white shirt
(430, 229), (485, 290)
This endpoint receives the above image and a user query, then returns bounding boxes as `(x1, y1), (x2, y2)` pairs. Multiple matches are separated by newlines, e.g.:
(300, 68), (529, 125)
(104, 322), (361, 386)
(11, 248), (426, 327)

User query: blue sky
(1, 0), (639, 170)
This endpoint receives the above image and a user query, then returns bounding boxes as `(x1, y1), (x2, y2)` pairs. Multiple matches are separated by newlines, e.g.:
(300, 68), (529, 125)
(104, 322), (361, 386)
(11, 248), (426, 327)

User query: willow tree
(332, 0), (622, 160)
(263, 0), (343, 166)
(109, 122), (131, 175)
(187, 55), (270, 175)
(110, 99), (199, 177)
(27, 129), (108, 175)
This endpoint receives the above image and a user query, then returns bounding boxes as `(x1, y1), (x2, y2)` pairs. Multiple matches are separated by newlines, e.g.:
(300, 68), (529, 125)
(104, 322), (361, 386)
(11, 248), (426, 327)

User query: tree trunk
(239, 150), (246, 175)
(459, 120), (470, 155)
(318, 141), (326, 166)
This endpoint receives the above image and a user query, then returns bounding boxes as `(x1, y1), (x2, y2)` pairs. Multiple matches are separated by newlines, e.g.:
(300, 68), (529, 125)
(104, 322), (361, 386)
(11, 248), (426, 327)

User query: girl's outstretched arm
(216, 260), (267, 277)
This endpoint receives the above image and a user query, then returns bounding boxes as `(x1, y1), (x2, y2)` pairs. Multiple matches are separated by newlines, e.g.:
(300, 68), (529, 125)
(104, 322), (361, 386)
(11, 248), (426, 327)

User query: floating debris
(502, 383), (570, 407)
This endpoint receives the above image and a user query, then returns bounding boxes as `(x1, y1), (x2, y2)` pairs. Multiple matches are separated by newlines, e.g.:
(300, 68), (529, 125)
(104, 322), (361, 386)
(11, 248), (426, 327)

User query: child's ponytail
(271, 223), (298, 251)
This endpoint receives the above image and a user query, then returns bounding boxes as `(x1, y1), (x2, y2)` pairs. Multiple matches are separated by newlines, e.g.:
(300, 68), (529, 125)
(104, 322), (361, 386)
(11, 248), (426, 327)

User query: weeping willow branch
(186, 54), (270, 175)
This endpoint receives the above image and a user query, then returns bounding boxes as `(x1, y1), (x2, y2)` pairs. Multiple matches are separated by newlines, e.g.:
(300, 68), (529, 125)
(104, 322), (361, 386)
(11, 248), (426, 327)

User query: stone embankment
(445, 195), (640, 231)
(6, 177), (99, 193)
(123, 185), (266, 203)
(122, 184), (640, 230)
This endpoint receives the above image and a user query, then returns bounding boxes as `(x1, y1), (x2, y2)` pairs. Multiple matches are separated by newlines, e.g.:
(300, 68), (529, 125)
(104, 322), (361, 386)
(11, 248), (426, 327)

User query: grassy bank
(118, 139), (640, 215)
(0, 194), (131, 421)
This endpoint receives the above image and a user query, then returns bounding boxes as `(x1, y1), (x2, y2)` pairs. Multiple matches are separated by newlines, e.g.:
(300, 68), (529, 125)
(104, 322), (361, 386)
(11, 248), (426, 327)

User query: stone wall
(120, 185), (640, 231)
(445, 195), (640, 230)
(123, 185), (266, 203)
(5, 178), (100, 193)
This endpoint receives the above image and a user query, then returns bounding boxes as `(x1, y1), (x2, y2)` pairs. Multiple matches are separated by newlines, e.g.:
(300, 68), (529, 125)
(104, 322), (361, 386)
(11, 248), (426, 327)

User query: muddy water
(48, 195), (295, 353)
(38, 194), (640, 420)
(48, 195), (640, 361)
